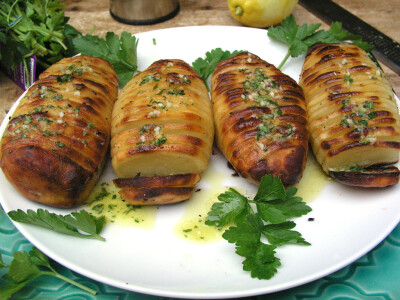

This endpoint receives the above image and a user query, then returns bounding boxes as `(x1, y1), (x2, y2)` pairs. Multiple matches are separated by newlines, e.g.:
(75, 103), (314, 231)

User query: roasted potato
(299, 43), (400, 187)
(211, 52), (309, 186)
(0, 55), (118, 207)
(113, 173), (200, 205)
(111, 59), (214, 204)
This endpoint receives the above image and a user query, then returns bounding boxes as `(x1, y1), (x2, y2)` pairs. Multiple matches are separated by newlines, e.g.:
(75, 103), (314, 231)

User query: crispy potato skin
(211, 52), (309, 186)
(111, 59), (214, 204)
(330, 165), (400, 188)
(299, 43), (400, 187)
(114, 173), (200, 205)
(114, 173), (201, 188)
(0, 55), (118, 207)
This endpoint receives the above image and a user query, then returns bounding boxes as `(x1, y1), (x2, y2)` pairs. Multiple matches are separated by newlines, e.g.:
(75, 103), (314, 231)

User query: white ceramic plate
(1, 26), (400, 299)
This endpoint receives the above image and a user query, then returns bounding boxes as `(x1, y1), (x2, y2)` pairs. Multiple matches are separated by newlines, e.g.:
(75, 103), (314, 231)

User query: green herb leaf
(267, 15), (373, 69)
(236, 241), (281, 280)
(205, 188), (248, 227)
(8, 209), (106, 241)
(4, 251), (40, 283)
(192, 48), (243, 91)
(206, 174), (312, 280)
(63, 210), (106, 239)
(262, 221), (310, 245)
(0, 251), (7, 269)
(28, 247), (51, 268)
(223, 213), (264, 243)
(0, 282), (29, 300)
(329, 22), (374, 52)
(0, 247), (97, 299)
(71, 31), (139, 88)
(0, 0), (82, 83)
(254, 174), (286, 202)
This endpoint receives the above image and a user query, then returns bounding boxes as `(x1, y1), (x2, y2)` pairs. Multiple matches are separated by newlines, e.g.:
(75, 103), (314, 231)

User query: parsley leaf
(262, 221), (310, 246)
(254, 175), (287, 202)
(71, 31), (139, 88)
(205, 188), (248, 227)
(206, 174), (312, 280)
(223, 213), (264, 244)
(267, 15), (373, 69)
(0, 247), (96, 298)
(192, 48), (243, 91)
(237, 241), (281, 280)
(7, 209), (106, 241)
(329, 22), (374, 52)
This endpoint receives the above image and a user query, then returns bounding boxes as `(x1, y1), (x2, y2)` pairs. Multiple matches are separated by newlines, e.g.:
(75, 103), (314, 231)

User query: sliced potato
(114, 173), (200, 188)
(118, 186), (196, 205)
(111, 59), (214, 204)
(299, 43), (400, 187)
(114, 173), (200, 205)
(211, 52), (309, 186)
(0, 55), (118, 207)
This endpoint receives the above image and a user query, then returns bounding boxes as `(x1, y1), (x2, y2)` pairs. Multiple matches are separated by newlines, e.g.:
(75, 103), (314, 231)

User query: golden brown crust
(330, 165), (400, 188)
(299, 43), (400, 187)
(114, 173), (201, 189)
(118, 186), (196, 205)
(211, 52), (309, 186)
(111, 59), (214, 205)
(0, 55), (118, 207)
(114, 173), (200, 205)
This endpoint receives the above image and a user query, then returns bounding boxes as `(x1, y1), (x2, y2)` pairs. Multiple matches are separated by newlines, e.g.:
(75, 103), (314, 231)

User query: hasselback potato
(211, 52), (309, 186)
(299, 43), (400, 187)
(0, 55), (118, 207)
(111, 59), (214, 204)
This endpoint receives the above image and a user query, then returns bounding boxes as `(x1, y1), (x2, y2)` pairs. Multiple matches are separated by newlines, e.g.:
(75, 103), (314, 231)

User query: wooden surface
(1, 0), (400, 123)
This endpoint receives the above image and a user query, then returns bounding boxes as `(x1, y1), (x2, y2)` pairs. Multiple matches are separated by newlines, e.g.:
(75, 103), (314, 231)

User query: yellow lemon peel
(228, 0), (298, 28)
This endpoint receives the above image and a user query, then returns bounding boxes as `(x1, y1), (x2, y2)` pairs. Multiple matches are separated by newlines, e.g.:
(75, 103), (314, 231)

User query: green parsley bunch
(0, 0), (80, 76)
(206, 175), (312, 279)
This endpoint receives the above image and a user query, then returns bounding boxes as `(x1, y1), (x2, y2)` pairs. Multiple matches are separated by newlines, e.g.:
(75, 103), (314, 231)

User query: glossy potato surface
(0, 55), (118, 207)
(300, 43), (400, 187)
(111, 59), (214, 178)
(211, 52), (309, 185)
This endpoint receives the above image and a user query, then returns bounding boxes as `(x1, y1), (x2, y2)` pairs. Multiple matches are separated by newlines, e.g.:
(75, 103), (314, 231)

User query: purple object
(6, 56), (37, 90)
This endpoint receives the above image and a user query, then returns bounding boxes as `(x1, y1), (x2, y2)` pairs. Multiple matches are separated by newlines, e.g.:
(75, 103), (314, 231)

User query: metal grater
(299, 0), (400, 75)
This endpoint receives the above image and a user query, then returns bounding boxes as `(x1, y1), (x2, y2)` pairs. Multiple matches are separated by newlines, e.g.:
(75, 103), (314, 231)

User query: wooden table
(1, 0), (399, 122)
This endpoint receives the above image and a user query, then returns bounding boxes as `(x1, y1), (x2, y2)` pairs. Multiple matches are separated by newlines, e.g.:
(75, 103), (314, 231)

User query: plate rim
(1, 25), (400, 299)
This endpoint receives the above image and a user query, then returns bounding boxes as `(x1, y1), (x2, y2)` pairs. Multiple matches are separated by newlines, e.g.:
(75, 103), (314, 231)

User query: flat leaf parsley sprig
(267, 15), (374, 70)
(71, 31), (139, 88)
(0, 247), (96, 299)
(8, 209), (106, 241)
(191, 48), (243, 91)
(206, 174), (312, 280)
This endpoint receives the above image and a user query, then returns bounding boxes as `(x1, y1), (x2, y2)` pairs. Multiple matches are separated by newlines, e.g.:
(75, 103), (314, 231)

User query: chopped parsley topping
(344, 75), (353, 83)
(154, 136), (167, 146)
(241, 68), (285, 146)
(256, 121), (274, 141)
(57, 74), (73, 84)
(28, 105), (44, 114)
(167, 88), (185, 96)
(55, 141), (65, 148)
(67, 64), (83, 76)
(136, 124), (167, 148)
(140, 74), (161, 85)
(23, 116), (32, 125)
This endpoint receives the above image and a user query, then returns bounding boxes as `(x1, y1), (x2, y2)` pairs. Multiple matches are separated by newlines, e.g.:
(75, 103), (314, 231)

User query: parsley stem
(54, 36), (68, 50)
(22, 58), (30, 88)
(277, 51), (291, 70)
(6, 0), (18, 24)
(41, 271), (97, 295)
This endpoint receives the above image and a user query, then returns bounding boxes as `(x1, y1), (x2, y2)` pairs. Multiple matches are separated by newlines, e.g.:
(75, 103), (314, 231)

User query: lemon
(228, 0), (298, 28)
